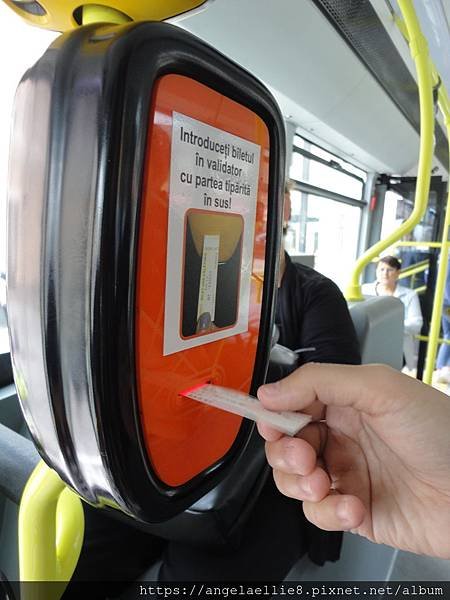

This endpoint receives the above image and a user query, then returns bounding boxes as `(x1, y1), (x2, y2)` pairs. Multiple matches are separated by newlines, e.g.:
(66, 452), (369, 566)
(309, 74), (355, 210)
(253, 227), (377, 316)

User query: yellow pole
(417, 335), (450, 345)
(414, 285), (427, 294)
(423, 99), (450, 384)
(392, 11), (450, 382)
(19, 461), (84, 600)
(345, 0), (434, 301)
(395, 241), (448, 247)
(398, 260), (429, 279)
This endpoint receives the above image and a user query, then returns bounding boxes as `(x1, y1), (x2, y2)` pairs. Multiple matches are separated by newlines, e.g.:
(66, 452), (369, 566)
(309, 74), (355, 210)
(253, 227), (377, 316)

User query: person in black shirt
(276, 181), (360, 367)
(276, 249), (361, 367)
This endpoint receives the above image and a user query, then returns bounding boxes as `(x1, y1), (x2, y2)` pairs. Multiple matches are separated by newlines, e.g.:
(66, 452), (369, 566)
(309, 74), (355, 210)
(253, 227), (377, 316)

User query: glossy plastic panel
(136, 74), (270, 486)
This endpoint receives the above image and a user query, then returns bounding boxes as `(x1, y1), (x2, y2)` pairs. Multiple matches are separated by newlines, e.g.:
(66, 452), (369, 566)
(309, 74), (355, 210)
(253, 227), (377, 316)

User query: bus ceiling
(2, 0), (449, 178)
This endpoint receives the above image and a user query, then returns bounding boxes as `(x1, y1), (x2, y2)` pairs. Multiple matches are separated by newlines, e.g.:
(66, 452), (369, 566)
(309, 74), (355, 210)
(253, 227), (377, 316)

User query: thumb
(257, 363), (405, 416)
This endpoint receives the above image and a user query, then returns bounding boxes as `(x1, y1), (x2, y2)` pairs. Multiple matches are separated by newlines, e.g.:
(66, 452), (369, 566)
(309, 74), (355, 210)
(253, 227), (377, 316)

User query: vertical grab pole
(423, 90), (450, 384)
(393, 9), (450, 383)
(345, 0), (434, 301)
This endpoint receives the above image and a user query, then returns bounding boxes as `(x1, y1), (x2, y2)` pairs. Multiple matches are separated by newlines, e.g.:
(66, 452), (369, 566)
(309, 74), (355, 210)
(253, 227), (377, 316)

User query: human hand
(257, 363), (450, 558)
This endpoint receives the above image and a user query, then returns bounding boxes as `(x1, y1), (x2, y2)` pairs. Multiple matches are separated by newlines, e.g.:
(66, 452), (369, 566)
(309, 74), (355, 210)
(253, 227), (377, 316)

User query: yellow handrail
(398, 260), (429, 280)
(395, 241), (450, 248)
(390, 9), (450, 383)
(19, 461), (84, 600)
(345, 0), (434, 301)
(417, 335), (450, 346)
(423, 103), (450, 384)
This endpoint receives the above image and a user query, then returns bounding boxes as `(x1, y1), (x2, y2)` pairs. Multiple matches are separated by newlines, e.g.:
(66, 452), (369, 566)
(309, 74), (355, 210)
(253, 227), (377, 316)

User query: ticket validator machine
(6, 1), (285, 553)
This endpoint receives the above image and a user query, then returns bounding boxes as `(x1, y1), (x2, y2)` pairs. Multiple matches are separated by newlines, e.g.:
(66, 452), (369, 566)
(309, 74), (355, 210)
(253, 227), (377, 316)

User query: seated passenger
(69, 182), (361, 588)
(362, 255), (423, 370)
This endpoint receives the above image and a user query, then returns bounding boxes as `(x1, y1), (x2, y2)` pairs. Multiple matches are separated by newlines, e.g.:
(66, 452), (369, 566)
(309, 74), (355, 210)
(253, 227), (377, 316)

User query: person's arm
(403, 290), (423, 335)
(256, 363), (450, 559)
(297, 278), (361, 366)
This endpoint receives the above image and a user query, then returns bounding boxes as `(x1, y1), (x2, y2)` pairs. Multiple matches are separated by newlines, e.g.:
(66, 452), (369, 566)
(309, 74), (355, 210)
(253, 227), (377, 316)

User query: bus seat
(0, 419), (40, 582)
(348, 296), (404, 369)
(0, 384), (22, 434)
(0, 384), (25, 582)
(0, 423), (40, 505)
(0, 309), (13, 389)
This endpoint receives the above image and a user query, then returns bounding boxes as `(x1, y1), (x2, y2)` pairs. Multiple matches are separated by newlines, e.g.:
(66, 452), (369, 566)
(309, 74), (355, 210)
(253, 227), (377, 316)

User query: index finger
(257, 362), (403, 416)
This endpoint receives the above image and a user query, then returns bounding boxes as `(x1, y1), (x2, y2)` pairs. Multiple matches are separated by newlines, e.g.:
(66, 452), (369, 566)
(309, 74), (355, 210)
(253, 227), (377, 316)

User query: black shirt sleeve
(297, 277), (361, 366)
(275, 258), (361, 367)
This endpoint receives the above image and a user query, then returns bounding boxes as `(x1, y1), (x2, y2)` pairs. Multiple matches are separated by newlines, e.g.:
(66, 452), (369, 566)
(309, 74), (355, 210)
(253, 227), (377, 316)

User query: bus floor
(118, 535), (450, 593)
(285, 539), (450, 583)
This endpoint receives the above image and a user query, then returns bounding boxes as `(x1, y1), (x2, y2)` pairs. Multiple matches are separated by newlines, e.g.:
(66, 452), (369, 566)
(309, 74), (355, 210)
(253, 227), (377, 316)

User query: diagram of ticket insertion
(163, 111), (261, 356)
(181, 210), (244, 338)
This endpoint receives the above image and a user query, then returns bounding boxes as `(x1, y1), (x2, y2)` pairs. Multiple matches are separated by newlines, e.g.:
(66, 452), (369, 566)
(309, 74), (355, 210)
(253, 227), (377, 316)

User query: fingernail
(336, 499), (350, 525)
(260, 381), (281, 396)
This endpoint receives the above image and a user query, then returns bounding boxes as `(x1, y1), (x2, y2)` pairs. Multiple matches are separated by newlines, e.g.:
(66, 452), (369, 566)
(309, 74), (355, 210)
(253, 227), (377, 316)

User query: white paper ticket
(183, 383), (311, 436)
(197, 234), (219, 323)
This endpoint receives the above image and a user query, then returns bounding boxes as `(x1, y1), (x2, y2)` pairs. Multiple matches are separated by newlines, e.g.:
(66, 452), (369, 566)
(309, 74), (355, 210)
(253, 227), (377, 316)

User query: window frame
(287, 137), (368, 286)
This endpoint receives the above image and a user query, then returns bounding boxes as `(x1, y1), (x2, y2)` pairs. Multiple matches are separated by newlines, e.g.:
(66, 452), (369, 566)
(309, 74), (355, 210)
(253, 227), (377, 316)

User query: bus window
(381, 189), (439, 247)
(380, 190), (403, 241)
(287, 135), (366, 289)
